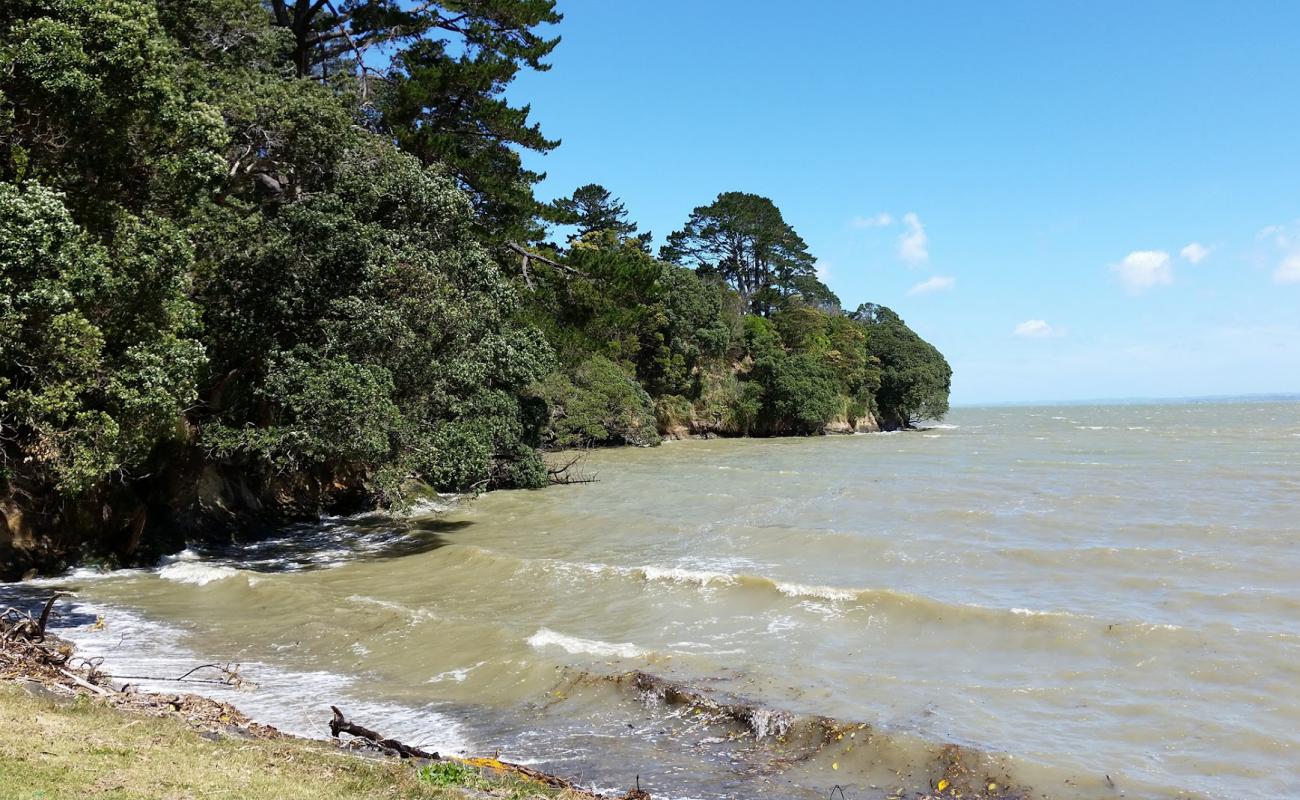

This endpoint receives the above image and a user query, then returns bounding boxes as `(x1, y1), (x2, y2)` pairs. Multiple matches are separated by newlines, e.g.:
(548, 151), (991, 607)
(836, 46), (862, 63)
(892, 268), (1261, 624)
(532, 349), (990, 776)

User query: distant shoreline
(952, 392), (1300, 409)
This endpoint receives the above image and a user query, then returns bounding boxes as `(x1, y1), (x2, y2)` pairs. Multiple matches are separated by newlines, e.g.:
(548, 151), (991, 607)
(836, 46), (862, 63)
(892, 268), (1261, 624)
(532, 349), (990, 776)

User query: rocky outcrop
(822, 412), (881, 435)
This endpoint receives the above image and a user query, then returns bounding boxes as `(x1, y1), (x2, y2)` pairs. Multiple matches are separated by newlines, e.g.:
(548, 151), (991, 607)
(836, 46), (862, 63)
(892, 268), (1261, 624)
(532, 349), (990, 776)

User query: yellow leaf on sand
(988, 783), (998, 791)
(937, 778), (950, 792)
(832, 762), (839, 771)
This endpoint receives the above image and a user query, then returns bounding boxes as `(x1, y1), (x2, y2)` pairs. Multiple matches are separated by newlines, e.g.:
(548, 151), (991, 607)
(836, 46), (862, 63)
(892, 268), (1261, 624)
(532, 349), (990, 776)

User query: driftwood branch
(108, 662), (249, 688)
(329, 706), (438, 759)
(60, 667), (112, 696)
(34, 592), (69, 641)
(547, 451), (598, 485)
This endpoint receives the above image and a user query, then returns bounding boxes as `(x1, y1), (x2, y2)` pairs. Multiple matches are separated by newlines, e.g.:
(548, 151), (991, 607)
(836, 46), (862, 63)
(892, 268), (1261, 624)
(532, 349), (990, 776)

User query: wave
(23, 565), (150, 586)
(157, 560), (243, 586)
(635, 566), (737, 587)
(527, 627), (647, 659)
(441, 546), (1218, 641)
(43, 595), (472, 756)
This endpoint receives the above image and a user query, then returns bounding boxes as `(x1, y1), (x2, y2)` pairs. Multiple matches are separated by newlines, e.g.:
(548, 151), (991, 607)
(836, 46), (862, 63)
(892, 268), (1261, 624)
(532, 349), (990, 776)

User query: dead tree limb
(547, 451), (598, 485)
(107, 663), (248, 688)
(506, 242), (589, 290)
(60, 667), (113, 697)
(328, 706), (438, 759)
(34, 591), (70, 641)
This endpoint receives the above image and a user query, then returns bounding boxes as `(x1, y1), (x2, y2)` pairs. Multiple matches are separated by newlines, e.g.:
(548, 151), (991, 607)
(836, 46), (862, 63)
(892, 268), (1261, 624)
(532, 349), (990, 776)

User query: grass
(0, 684), (583, 800)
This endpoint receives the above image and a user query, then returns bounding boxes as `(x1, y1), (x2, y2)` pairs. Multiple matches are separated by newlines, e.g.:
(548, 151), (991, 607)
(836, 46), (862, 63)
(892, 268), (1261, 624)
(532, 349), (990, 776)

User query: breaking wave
(527, 627), (647, 659)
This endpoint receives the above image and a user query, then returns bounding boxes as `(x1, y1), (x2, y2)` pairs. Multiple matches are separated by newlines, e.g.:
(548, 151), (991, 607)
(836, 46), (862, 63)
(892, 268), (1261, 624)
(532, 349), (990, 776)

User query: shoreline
(2, 588), (1035, 800)
(0, 593), (625, 800)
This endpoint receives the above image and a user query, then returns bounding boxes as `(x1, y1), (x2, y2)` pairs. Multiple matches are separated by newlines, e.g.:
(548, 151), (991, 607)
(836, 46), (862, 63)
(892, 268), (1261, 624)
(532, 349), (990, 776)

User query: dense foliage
(0, 0), (949, 574)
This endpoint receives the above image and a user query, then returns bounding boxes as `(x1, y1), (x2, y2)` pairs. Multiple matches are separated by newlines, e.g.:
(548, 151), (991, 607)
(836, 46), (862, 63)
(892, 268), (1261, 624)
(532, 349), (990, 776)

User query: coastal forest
(0, 0), (950, 576)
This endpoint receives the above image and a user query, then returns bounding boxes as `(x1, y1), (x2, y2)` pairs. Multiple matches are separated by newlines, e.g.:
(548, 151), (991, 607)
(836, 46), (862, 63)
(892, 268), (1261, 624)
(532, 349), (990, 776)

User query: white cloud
(815, 260), (831, 281)
(1275, 253), (1300, 284)
(1112, 250), (1173, 293)
(1258, 224), (1288, 244)
(906, 275), (955, 295)
(898, 212), (928, 265)
(1260, 222), (1300, 285)
(850, 212), (894, 229)
(1013, 319), (1064, 339)
(1179, 242), (1209, 264)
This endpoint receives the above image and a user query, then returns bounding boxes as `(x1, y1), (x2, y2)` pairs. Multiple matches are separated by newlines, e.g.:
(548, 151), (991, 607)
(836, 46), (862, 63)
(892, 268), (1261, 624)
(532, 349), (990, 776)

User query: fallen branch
(108, 663), (249, 688)
(546, 451), (599, 485)
(34, 591), (70, 641)
(59, 667), (112, 697)
(328, 706), (438, 759)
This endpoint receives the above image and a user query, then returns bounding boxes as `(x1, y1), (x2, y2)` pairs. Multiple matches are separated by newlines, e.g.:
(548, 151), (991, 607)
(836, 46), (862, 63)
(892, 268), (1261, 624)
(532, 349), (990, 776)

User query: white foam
(403, 493), (465, 517)
(427, 661), (486, 683)
(775, 582), (858, 601)
(157, 561), (240, 586)
(47, 597), (471, 755)
(1009, 607), (1074, 618)
(24, 566), (149, 586)
(526, 627), (645, 659)
(637, 566), (736, 587)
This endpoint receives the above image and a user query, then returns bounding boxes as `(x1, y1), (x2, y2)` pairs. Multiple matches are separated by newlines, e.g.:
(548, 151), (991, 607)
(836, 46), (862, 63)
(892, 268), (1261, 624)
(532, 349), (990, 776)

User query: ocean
(12, 399), (1300, 799)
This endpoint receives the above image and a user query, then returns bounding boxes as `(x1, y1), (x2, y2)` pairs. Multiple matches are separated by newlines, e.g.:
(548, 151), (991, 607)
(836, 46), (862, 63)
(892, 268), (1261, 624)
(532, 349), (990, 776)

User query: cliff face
(0, 462), (370, 580)
(656, 405), (881, 439)
(822, 413), (882, 435)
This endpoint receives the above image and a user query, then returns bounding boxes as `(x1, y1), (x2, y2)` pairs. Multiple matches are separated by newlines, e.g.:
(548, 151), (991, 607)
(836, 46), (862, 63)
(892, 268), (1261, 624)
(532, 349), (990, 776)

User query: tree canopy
(552, 183), (648, 247)
(257, 0), (563, 242)
(661, 192), (818, 315)
(852, 304), (952, 428)
(0, 0), (951, 577)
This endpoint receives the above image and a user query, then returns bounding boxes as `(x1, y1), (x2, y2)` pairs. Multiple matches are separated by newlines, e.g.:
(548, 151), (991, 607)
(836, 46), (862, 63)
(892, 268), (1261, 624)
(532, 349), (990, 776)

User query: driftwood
(547, 452), (598, 485)
(109, 662), (249, 689)
(328, 705), (438, 759)
(1, 591), (69, 644)
(324, 707), (639, 798)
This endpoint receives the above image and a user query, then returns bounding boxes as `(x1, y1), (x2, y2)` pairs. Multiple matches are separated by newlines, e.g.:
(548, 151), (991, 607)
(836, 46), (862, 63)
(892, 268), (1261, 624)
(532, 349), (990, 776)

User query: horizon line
(951, 391), (1300, 409)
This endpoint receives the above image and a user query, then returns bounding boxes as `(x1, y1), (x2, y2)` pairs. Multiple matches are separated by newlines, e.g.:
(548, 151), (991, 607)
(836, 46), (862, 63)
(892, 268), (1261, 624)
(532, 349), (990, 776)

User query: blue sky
(508, 1), (1300, 404)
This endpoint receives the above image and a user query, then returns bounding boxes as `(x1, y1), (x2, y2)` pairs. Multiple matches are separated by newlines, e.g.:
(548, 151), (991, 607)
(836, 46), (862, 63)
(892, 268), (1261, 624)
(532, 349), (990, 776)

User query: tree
(851, 304), (951, 428)
(0, 182), (204, 498)
(552, 183), (649, 247)
(0, 0), (227, 228)
(661, 192), (816, 315)
(195, 136), (556, 495)
(256, 0), (562, 242)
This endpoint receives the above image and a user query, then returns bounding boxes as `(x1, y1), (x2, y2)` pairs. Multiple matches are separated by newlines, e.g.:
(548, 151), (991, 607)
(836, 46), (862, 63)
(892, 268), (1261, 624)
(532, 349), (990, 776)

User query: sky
(507, 1), (1300, 405)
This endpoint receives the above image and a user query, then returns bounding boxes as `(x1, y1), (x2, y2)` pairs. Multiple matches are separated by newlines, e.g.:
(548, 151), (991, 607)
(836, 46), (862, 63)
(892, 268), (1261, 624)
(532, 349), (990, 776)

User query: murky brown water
(16, 400), (1300, 799)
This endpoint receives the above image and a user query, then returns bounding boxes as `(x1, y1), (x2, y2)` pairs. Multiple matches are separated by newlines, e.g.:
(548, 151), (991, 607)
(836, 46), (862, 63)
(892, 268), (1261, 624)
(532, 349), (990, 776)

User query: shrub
(536, 355), (660, 448)
(758, 353), (841, 434)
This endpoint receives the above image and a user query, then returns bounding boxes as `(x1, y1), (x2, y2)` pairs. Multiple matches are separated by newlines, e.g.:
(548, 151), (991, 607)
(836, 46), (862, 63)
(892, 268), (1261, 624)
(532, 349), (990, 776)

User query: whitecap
(157, 561), (240, 586)
(637, 566), (736, 587)
(23, 565), (149, 586)
(47, 597), (471, 755)
(774, 582), (858, 601)
(526, 627), (645, 659)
